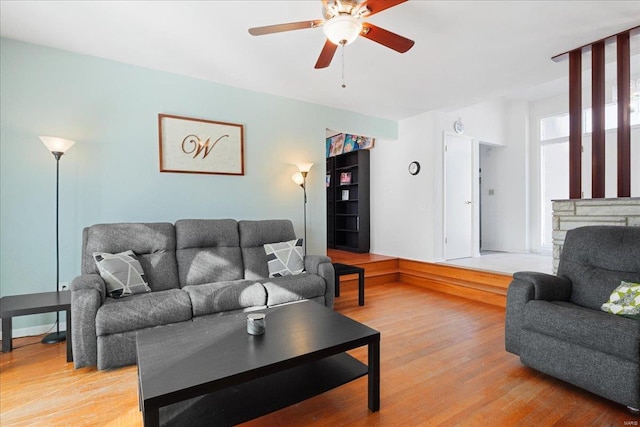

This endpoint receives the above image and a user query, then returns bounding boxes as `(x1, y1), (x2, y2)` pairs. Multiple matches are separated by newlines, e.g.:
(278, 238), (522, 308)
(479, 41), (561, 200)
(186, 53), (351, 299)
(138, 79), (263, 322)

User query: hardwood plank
(1, 282), (635, 426)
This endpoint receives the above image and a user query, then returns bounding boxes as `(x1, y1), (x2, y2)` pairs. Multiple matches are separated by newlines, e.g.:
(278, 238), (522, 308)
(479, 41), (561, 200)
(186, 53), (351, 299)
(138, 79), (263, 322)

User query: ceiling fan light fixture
(323, 14), (362, 46)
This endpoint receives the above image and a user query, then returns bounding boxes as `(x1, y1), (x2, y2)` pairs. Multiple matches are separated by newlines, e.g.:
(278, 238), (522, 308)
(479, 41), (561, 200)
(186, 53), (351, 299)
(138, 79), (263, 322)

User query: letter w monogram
(182, 134), (229, 159)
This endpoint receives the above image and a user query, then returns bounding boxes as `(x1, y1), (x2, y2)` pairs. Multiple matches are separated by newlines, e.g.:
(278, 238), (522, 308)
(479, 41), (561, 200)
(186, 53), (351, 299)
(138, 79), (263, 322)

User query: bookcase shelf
(326, 150), (370, 253)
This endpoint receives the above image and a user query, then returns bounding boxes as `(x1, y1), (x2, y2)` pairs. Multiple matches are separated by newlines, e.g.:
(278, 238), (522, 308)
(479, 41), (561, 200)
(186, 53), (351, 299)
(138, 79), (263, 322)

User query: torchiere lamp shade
(40, 136), (75, 154)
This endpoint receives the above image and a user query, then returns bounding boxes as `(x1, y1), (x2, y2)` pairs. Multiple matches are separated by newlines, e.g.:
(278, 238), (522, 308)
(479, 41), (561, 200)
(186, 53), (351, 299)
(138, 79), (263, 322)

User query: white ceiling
(1, 1), (638, 120)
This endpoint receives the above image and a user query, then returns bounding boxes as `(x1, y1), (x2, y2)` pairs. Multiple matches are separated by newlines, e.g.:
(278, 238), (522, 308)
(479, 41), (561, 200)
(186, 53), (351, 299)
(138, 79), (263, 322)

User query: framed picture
(342, 190), (350, 201)
(340, 172), (352, 185)
(343, 134), (359, 153)
(329, 133), (345, 157)
(356, 135), (375, 150)
(158, 114), (244, 175)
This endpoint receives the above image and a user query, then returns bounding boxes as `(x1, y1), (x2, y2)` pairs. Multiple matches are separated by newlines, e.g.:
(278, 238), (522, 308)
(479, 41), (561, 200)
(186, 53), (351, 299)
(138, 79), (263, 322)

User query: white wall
(370, 98), (533, 261)
(528, 93), (568, 251)
(370, 112), (437, 261)
(479, 100), (530, 252)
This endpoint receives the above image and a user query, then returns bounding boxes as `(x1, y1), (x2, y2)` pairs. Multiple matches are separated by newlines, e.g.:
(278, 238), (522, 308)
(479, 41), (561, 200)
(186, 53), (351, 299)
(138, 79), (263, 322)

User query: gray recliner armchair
(505, 226), (640, 411)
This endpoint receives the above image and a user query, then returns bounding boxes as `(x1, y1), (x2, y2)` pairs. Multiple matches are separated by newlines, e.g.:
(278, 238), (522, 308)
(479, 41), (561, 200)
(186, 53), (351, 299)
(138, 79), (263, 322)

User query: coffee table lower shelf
(156, 352), (367, 427)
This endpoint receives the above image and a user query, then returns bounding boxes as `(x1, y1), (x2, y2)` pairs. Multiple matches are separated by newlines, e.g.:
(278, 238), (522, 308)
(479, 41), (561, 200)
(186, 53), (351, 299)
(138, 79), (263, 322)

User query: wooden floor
(2, 281), (637, 426)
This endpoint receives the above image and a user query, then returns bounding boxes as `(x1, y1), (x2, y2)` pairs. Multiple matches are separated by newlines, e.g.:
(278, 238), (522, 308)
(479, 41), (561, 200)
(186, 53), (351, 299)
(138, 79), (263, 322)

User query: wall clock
(408, 161), (421, 175)
(454, 118), (465, 134)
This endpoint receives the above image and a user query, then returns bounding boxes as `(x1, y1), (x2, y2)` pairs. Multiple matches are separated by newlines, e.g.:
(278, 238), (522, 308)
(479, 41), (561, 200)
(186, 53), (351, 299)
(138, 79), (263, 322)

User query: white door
(445, 133), (474, 260)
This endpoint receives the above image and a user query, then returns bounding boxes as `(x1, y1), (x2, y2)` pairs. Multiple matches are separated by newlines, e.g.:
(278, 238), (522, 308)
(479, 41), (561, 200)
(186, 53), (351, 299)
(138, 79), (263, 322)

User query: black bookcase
(326, 150), (370, 253)
(325, 156), (335, 249)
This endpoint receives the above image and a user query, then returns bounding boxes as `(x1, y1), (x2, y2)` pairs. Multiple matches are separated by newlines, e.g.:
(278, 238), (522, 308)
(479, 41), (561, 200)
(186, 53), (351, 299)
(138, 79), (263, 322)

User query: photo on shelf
(342, 190), (350, 200)
(327, 133), (345, 157)
(340, 172), (352, 185)
(357, 135), (375, 150)
(325, 174), (331, 187)
(343, 134), (359, 153)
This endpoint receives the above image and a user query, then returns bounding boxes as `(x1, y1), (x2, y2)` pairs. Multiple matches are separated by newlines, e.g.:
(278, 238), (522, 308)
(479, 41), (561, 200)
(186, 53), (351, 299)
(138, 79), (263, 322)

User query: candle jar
(247, 313), (266, 335)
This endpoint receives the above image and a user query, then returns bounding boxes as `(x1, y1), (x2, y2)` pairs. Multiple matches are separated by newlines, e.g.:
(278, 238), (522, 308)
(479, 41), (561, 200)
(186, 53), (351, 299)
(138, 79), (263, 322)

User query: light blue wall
(0, 37), (397, 330)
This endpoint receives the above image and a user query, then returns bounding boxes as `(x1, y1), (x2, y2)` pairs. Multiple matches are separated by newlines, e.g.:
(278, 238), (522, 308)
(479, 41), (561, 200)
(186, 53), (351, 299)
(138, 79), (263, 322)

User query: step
(398, 259), (513, 307)
(326, 250), (515, 308)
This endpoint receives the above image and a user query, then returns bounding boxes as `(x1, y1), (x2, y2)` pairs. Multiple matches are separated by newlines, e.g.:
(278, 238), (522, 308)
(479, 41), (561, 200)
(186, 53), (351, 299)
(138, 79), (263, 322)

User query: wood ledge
(327, 250), (513, 307)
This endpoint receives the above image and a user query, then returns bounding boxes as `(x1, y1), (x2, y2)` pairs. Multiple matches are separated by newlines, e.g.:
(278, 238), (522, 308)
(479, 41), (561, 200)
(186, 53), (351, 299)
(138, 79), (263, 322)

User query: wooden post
(569, 49), (582, 199)
(617, 32), (631, 197)
(591, 41), (605, 198)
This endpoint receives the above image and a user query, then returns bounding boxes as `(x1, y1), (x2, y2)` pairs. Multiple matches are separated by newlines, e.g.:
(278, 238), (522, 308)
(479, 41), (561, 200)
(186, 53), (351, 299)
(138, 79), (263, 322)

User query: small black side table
(0, 291), (72, 362)
(332, 263), (365, 306)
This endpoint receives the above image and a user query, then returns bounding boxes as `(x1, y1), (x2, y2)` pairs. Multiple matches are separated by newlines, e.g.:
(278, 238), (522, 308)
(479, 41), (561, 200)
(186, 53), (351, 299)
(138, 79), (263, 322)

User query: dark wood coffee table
(136, 301), (380, 426)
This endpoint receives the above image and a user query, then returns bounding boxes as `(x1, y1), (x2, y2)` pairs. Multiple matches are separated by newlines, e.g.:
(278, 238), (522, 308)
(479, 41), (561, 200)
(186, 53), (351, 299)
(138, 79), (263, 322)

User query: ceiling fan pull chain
(341, 43), (345, 88)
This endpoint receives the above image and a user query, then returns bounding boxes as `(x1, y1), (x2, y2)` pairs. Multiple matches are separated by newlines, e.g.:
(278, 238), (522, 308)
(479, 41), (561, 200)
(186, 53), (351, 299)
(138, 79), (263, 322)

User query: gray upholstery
(260, 273), (327, 306)
(71, 218), (335, 370)
(95, 289), (192, 335)
(82, 222), (179, 292)
(175, 219), (244, 287)
(558, 226), (640, 310)
(183, 280), (267, 317)
(505, 225), (640, 410)
(524, 300), (640, 361)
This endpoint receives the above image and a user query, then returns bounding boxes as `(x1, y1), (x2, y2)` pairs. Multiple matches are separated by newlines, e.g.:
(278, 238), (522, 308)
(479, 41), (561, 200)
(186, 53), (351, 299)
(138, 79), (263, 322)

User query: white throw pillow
(264, 239), (305, 277)
(93, 250), (151, 298)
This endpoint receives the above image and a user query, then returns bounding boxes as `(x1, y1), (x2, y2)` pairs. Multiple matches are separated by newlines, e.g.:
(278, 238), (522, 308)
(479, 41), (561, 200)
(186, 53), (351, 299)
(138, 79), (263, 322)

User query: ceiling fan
(248, 0), (415, 69)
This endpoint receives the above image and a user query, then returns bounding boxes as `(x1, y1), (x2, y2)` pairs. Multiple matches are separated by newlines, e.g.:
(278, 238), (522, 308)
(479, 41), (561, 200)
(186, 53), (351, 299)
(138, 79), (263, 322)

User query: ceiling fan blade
(249, 20), (323, 36)
(361, 23), (414, 53)
(362, 0), (408, 17)
(315, 40), (338, 69)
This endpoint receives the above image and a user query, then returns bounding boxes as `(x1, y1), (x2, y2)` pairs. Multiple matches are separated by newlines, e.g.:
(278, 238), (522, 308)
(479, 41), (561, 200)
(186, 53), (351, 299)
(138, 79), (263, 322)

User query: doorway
(444, 133), (475, 260)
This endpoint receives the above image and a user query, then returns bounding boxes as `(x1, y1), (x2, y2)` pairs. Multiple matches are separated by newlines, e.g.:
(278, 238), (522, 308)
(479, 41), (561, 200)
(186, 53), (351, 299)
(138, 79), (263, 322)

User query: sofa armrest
(513, 271), (572, 301)
(70, 274), (106, 368)
(305, 255), (335, 309)
(505, 271), (572, 355)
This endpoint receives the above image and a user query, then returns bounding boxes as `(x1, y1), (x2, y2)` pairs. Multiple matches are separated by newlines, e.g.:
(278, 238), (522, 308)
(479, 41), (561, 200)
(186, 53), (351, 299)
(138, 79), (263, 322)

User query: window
(584, 102), (640, 133)
(540, 102), (640, 141)
(540, 113), (569, 141)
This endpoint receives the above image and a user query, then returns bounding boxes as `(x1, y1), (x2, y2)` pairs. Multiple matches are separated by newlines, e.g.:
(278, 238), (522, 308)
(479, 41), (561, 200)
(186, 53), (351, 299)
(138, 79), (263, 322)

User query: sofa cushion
(175, 219), (244, 287)
(183, 280), (267, 317)
(93, 250), (151, 298)
(264, 238), (304, 277)
(83, 223), (179, 292)
(239, 220), (296, 280)
(558, 226), (640, 310)
(95, 289), (192, 336)
(260, 273), (326, 306)
(523, 300), (640, 363)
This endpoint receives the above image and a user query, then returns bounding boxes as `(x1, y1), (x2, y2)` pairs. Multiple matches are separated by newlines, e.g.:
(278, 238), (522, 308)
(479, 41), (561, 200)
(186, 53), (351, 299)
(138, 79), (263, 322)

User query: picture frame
(328, 133), (345, 157)
(354, 134), (375, 150)
(340, 172), (352, 185)
(342, 190), (350, 201)
(158, 114), (244, 175)
(343, 134), (358, 153)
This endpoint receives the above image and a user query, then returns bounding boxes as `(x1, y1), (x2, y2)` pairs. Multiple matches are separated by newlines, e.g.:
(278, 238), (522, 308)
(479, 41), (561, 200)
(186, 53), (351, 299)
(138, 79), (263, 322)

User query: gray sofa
(505, 226), (640, 411)
(71, 219), (335, 370)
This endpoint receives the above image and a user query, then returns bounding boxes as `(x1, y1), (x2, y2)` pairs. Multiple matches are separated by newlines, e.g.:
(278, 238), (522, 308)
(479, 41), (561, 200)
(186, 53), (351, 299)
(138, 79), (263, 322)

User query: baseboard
(0, 322), (67, 341)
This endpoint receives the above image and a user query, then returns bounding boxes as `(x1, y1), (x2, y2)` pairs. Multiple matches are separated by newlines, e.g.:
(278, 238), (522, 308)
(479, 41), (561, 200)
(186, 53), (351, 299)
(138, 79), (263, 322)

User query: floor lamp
(292, 163), (313, 254)
(40, 136), (76, 344)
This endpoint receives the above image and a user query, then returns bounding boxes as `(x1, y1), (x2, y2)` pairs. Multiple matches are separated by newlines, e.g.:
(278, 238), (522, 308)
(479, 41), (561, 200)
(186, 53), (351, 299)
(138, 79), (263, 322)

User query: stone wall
(552, 197), (640, 273)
